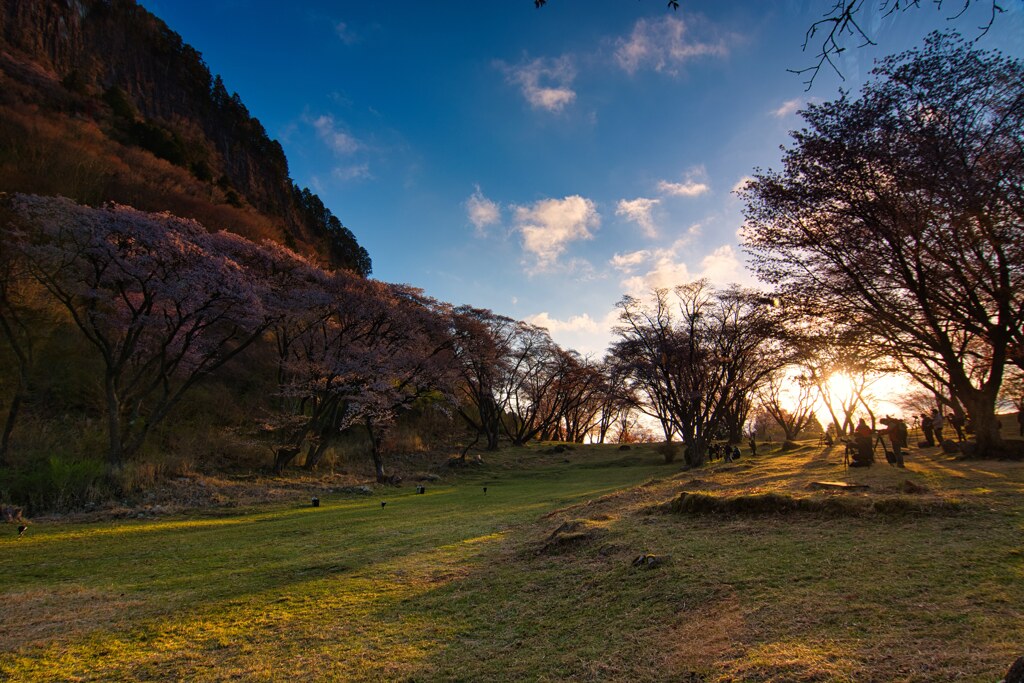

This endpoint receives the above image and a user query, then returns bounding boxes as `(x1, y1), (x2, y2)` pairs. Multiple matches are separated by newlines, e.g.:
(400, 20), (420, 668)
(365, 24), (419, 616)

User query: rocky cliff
(0, 0), (370, 275)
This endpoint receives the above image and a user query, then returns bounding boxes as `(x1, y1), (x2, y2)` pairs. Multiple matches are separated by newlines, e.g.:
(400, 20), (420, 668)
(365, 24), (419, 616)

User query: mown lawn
(2, 441), (1022, 682)
(0, 445), (670, 681)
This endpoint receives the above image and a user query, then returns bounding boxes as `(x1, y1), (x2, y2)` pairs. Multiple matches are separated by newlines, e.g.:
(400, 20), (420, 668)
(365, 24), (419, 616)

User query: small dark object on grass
(618, 444), (631, 451)
(1002, 655), (1024, 683)
(416, 485), (425, 494)
(483, 487), (488, 494)
(18, 524), (28, 538)
(632, 553), (669, 569)
(380, 501), (387, 509)
(311, 497), (320, 507)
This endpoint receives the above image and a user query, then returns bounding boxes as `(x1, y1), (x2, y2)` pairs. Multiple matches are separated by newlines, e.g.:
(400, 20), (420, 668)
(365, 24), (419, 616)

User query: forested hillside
(0, 0), (370, 275)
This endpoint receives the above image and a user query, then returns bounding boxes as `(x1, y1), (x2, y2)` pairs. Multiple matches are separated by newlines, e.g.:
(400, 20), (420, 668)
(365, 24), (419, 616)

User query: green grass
(2, 442), (1023, 681)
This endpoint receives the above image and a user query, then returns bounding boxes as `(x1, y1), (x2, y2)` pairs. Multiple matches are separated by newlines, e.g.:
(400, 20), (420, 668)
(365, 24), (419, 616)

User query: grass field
(2, 441), (1022, 681)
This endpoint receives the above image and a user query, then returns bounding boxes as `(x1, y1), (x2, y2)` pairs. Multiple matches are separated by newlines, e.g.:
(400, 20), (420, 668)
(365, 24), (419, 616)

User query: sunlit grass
(2, 441), (1022, 681)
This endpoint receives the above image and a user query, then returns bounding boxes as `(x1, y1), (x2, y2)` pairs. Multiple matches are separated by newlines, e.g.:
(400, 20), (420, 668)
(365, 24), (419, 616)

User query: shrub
(0, 455), (107, 514)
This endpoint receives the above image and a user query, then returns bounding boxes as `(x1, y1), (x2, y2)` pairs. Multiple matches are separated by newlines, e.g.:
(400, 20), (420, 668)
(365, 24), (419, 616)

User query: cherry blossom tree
(0, 219), (57, 464)
(449, 306), (520, 454)
(6, 195), (272, 469)
(271, 272), (456, 480)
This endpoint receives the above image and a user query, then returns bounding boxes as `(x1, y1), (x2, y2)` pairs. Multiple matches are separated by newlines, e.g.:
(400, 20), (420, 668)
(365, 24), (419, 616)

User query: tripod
(875, 433), (895, 466)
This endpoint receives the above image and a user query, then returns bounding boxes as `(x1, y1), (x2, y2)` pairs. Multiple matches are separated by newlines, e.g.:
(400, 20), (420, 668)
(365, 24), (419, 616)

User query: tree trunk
(273, 446), (302, 474)
(0, 375), (25, 465)
(105, 374), (124, 470)
(366, 419), (387, 483)
(459, 430), (482, 462)
(684, 437), (707, 467)
(963, 393), (1004, 457)
(661, 435), (676, 464)
(303, 439), (330, 470)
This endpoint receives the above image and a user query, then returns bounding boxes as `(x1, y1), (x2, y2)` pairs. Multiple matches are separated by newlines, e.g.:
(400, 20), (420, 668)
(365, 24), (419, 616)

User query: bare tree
(756, 370), (818, 442)
(532, 1), (1002, 88)
(612, 281), (784, 465)
(743, 34), (1024, 456)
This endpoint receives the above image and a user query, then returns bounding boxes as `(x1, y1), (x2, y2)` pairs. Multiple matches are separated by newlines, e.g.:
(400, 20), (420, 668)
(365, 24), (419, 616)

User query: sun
(826, 372), (855, 401)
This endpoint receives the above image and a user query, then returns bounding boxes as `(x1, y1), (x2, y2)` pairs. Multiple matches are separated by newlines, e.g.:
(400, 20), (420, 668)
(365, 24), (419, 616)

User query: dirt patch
(536, 518), (609, 555)
(663, 594), (748, 679)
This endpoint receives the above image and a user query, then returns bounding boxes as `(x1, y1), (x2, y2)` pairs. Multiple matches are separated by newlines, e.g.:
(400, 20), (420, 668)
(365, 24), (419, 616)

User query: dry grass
(1, 441), (1022, 681)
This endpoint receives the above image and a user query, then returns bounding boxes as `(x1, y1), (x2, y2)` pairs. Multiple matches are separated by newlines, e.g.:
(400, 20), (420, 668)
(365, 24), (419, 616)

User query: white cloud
(500, 56), (577, 113)
(615, 198), (660, 238)
(657, 179), (709, 197)
(731, 176), (753, 194)
(615, 16), (729, 76)
(657, 166), (709, 197)
(700, 244), (744, 284)
(311, 114), (360, 155)
(513, 195), (599, 270)
(610, 249), (651, 273)
(465, 186), (501, 236)
(615, 241), (746, 296)
(621, 253), (693, 296)
(772, 98), (801, 118)
(526, 309), (621, 356)
(527, 311), (600, 335)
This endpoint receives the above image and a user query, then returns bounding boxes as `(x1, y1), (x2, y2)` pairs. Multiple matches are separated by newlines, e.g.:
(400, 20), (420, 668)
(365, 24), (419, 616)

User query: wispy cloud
(465, 185), (501, 236)
(615, 198), (661, 238)
(332, 164), (371, 182)
(772, 98), (801, 118)
(334, 21), (358, 45)
(657, 166), (709, 198)
(310, 114), (360, 155)
(610, 249), (652, 273)
(498, 56), (577, 113)
(615, 16), (729, 76)
(513, 195), (599, 270)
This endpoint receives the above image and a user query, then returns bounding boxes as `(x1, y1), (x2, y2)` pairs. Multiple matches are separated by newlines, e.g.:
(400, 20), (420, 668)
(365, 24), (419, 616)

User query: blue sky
(140, 0), (1024, 356)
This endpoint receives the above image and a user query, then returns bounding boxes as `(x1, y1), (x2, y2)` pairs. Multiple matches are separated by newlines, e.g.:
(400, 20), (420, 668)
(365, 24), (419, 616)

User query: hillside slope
(0, 0), (370, 274)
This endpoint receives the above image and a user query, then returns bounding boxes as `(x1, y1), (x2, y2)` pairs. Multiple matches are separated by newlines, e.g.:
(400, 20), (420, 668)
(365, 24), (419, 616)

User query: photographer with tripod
(880, 415), (908, 468)
(851, 418), (875, 467)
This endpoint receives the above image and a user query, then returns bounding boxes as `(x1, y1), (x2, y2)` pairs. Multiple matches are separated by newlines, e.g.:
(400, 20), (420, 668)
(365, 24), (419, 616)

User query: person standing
(882, 416), (908, 468)
(931, 408), (945, 444)
(920, 413), (935, 447)
(949, 412), (966, 441)
(853, 418), (874, 467)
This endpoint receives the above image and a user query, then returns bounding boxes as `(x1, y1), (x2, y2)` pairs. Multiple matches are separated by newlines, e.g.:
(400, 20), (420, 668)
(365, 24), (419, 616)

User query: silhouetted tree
(742, 33), (1024, 456)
